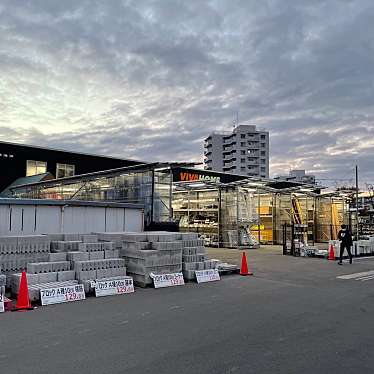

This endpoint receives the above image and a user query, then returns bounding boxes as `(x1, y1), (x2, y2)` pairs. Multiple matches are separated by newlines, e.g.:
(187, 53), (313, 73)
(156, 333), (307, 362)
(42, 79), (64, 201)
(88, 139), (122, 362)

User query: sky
(1, 0), (374, 187)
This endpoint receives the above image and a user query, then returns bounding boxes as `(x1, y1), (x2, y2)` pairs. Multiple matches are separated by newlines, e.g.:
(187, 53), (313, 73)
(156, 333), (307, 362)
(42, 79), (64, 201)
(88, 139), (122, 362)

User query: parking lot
(1, 246), (374, 374)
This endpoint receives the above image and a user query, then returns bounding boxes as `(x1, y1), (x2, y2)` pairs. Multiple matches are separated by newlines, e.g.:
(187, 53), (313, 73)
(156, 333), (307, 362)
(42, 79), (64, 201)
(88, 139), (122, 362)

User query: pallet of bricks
(48, 233), (128, 294)
(0, 235), (51, 296)
(0, 233), (127, 303)
(95, 231), (218, 286)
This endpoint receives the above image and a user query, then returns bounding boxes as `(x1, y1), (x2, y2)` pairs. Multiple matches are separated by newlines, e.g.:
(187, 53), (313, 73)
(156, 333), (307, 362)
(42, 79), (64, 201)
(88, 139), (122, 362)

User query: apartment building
(204, 125), (269, 178)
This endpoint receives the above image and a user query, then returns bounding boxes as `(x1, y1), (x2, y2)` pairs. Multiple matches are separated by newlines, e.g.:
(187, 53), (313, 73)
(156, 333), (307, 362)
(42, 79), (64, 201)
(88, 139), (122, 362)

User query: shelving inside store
(173, 189), (220, 247)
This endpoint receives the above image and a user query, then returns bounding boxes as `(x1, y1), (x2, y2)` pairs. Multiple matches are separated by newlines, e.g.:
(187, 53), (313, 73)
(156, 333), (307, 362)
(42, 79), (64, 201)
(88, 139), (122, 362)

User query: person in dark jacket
(337, 224), (353, 265)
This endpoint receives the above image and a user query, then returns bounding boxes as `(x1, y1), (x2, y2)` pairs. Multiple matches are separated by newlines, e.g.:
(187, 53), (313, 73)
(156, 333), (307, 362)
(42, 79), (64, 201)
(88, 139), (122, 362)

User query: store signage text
(195, 269), (220, 284)
(92, 278), (135, 297)
(40, 284), (86, 306)
(179, 172), (220, 183)
(150, 272), (185, 288)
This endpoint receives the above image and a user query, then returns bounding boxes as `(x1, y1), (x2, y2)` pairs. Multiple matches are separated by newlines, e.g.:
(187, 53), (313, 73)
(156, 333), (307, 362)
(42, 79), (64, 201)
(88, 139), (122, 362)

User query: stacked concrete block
(67, 251), (90, 262)
(120, 233), (184, 287)
(27, 261), (71, 274)
(49, 252), (67, 262)
(51, 241), (82, 252)
(0, 235), (51, 286)
(74, 259), (126, 281)
(181, 238), (212, 281)
(82, 234), (98, 243)
(63, 233), (81, 241)
(10, 272), (40, 295)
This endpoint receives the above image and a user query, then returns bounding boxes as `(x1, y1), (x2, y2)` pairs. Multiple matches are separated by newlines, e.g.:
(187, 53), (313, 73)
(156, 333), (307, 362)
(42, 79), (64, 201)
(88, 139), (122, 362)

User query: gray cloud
(0, 0), (374, 187)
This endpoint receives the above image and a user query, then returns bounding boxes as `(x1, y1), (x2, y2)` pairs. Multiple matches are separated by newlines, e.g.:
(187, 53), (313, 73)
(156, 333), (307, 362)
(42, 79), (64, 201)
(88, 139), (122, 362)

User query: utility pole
(356, 165), (359, 240)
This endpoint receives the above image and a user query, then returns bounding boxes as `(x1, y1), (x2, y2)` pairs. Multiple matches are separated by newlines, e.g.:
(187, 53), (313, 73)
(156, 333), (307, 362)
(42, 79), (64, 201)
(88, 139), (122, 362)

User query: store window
(56, 163), (75, 178)
(26, 160), (47, 176)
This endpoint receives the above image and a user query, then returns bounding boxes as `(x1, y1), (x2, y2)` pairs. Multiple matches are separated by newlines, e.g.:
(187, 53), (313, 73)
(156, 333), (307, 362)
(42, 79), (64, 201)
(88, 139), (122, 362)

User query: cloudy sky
(1, 0), (373, 186)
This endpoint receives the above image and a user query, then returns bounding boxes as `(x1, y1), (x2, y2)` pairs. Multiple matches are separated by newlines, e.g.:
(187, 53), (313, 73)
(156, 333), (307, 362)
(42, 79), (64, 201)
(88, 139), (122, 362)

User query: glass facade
(12, 164), (347, 246)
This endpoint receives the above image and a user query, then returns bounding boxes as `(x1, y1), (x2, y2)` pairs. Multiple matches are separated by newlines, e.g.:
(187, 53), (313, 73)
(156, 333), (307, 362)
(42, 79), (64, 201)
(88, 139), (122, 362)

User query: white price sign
(195, 269), (220, 284)
(150, 272), (185, 289)
(94, 278), (134, 297)
(40, 284), (86, 306)
(0, 294), (4, 313)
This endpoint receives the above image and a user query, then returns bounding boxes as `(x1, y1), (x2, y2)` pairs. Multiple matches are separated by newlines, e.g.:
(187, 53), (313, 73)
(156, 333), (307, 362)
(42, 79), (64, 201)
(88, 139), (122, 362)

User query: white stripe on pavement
(337, 270), (374, 280)
(358, 275), (374, 282)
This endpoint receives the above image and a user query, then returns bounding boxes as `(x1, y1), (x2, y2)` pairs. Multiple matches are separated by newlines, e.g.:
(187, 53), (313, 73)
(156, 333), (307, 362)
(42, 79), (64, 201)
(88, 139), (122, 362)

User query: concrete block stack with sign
(181, 234), (219, 281)
(0, 235), (50, 287)
(120, 232), (183, 287)
(7, 233), (127, 301)
(11, 253), (78, 302)
(48, 233), (126, 293)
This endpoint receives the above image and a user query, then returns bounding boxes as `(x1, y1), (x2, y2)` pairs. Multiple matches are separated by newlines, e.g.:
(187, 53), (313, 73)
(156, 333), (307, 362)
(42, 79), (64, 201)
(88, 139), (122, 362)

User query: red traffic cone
(240, 252), (253, 276)
(328, 245), (335, 261)
(14, 271), (33, 311)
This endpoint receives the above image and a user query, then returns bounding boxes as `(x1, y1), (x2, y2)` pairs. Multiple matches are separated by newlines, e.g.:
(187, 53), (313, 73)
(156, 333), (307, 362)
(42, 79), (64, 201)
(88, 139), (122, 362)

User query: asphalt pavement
(1, 246), (374, 374)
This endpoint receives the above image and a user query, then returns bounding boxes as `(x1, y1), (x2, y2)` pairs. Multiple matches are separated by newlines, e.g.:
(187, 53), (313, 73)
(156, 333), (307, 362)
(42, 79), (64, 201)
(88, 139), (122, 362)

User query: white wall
(0, 203), (143, 235)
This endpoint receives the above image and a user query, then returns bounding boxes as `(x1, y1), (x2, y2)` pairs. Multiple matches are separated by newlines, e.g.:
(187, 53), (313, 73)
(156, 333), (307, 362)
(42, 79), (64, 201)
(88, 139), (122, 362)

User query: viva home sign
(179, 172), (220, 183)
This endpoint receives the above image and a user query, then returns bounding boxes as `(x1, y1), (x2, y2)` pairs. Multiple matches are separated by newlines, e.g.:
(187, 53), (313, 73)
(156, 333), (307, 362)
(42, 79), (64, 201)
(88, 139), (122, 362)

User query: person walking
(337, 224), (353, 265)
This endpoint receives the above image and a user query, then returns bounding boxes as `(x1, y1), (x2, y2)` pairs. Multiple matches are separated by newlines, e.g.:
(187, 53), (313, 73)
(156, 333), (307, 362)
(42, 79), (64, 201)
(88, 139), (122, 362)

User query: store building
(204, 124), (269, 178)
(10, 162), (346, 248)
(0, 141), (145, 195)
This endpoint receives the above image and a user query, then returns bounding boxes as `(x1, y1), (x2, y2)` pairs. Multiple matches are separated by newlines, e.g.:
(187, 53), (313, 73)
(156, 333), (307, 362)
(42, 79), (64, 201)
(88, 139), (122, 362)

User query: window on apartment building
(241, 134), (246, 139)
(26, 160), (47, 176)
(241, 158), (246, 163)
(261, 135), (266, 139)
(56, 163), (75, 178)
(241, 150), (246, 155)
(240, 142), (246, 146)
(261, 151), (266, 156)
(261, 143), (265, 148)
(240, 167), (246, 171)
(261, 159), (265, 164)
(261, 167), (266, 172)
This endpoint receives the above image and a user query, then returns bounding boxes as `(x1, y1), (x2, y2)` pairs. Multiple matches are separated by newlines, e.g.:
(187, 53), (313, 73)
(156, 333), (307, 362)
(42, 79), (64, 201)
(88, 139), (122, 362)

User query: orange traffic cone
(240, 252), (253, 276)
(328, 245), (335, 261)
(14, 271), (33, 311)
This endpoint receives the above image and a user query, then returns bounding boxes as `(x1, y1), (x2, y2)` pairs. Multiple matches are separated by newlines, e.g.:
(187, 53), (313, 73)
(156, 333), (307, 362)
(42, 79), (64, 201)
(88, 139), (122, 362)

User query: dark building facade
(0, 141), (144, 194)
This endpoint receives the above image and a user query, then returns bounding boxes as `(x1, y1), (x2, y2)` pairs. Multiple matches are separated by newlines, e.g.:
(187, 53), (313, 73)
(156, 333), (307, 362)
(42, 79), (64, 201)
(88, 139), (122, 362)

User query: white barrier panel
(40, 284), (86, 306)
(0, 294), (4, 313)
(92, 278), (135, 297)
(195, 269), (220, 284)
(150, 273), (185, 289)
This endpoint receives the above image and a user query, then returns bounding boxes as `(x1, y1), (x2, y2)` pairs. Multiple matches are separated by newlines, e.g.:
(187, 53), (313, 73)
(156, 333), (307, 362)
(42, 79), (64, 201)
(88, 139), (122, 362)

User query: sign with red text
(40, 284), (86, 306)
(150, 273), (185, 288)
(94, 278), (134, 297)
(195, 269), (220, 284)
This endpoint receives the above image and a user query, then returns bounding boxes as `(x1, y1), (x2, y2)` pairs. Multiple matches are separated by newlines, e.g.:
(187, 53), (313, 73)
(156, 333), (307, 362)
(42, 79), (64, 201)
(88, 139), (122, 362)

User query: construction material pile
(0, 235), (50, 287)
(3, 233), (126, 301)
